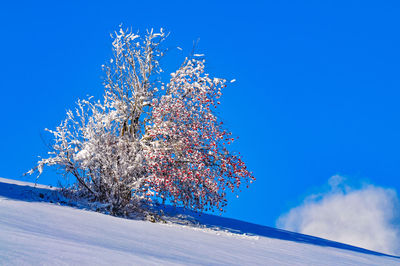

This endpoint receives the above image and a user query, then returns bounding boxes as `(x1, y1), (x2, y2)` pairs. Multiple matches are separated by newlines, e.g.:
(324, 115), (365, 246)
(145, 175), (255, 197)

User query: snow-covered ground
(0, 177), (399, 265)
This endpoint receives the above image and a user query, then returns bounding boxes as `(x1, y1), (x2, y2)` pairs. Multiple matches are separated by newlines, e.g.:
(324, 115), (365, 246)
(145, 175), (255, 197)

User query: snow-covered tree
(29, 27), (254, 215)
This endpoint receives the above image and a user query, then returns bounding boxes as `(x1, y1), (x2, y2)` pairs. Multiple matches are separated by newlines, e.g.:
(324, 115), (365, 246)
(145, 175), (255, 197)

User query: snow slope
(0, 178), (399, 265)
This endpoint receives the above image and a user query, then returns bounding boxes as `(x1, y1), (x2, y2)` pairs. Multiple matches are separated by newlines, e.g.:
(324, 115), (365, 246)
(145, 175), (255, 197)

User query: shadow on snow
(0, 178), (398, 259)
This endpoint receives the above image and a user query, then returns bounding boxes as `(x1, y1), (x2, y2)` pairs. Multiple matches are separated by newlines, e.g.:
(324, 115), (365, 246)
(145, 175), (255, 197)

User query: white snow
(0, 177), (399, 265)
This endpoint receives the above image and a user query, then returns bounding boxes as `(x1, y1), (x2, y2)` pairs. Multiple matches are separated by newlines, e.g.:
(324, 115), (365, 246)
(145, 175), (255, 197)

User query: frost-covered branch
(28, 27), (254, 215)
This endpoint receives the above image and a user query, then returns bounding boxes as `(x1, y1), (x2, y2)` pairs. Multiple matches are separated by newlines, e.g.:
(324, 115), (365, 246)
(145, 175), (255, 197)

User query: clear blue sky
(1, 1), (400, 227)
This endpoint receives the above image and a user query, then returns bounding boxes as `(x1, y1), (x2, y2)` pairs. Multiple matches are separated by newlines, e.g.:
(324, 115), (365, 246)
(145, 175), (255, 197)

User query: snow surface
(0, 177), (399, 265)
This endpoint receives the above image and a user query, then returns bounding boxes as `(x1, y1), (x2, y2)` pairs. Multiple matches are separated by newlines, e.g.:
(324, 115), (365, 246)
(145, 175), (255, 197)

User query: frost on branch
(145, 59), (253, 212)
(29, 27), (254, 215)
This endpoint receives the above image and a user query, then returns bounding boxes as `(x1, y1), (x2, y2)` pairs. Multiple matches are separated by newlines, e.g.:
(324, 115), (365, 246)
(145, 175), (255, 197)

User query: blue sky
(1, 1), (400, 227)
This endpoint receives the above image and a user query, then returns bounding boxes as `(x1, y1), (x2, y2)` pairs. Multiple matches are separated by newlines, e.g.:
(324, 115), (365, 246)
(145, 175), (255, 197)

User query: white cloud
(276, 175), (400, 255)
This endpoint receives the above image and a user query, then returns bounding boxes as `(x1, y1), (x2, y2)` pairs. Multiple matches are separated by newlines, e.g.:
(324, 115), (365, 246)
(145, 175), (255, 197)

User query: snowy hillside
(0, 178), (399, 265)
